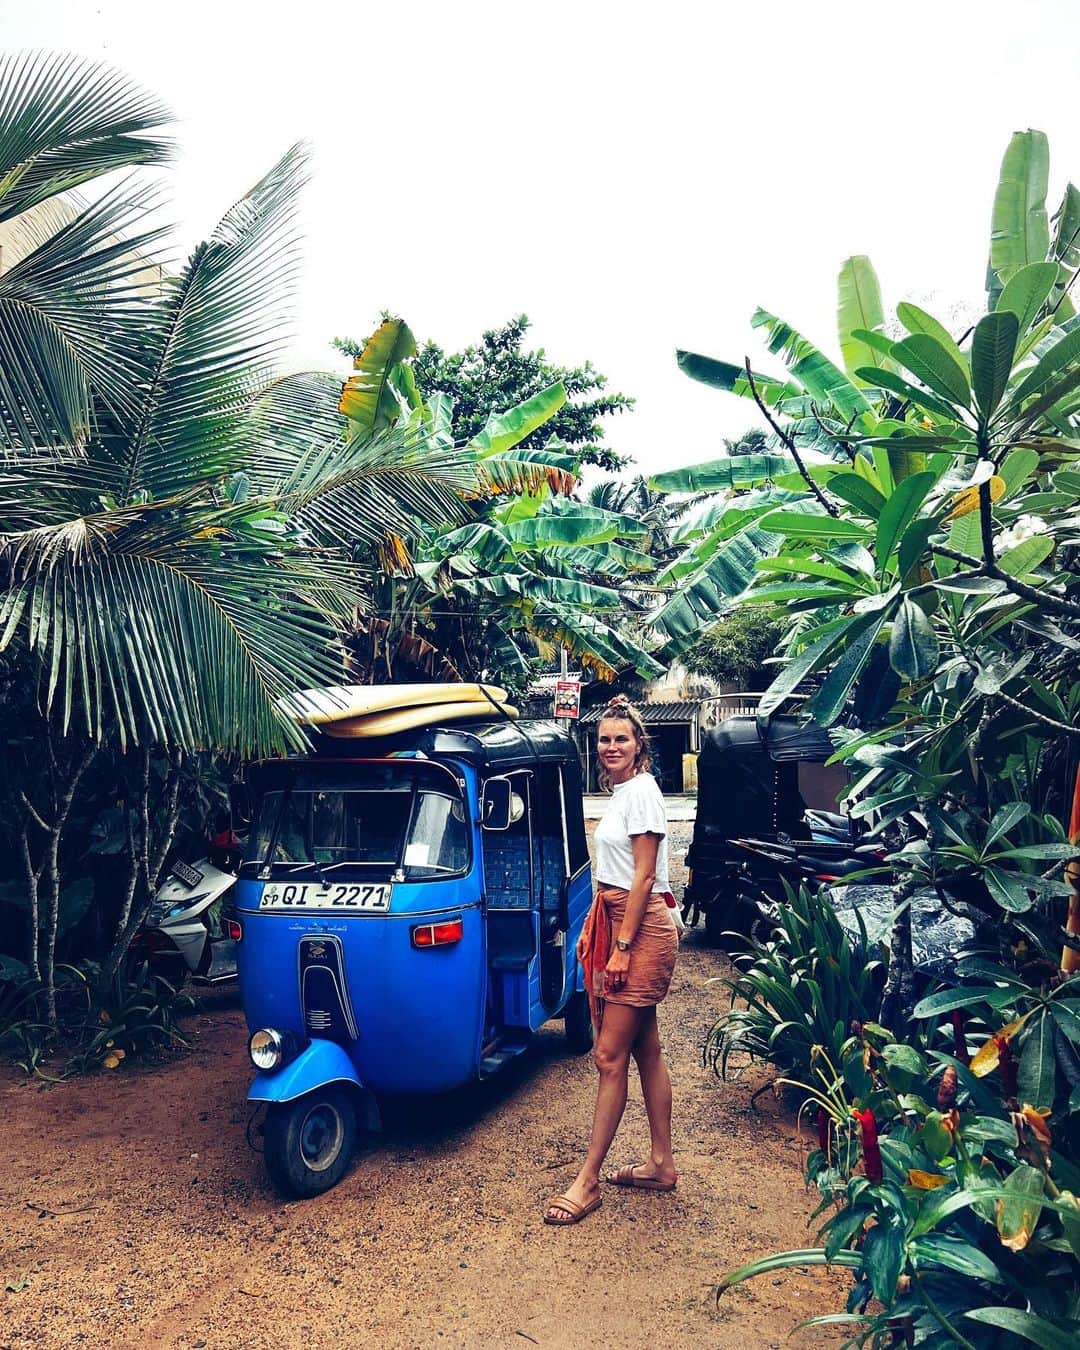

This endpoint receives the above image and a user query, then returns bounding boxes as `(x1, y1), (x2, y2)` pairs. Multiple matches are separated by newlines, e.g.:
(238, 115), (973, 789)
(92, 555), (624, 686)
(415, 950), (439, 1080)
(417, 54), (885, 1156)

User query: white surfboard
(281, 682), (510, 727)
(320, 698), (518, 739)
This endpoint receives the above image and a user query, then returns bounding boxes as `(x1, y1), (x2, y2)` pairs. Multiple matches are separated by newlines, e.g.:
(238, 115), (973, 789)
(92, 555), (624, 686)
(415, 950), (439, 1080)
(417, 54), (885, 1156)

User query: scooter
(728, 834), (889, 905)
(804, 808), (856, 845)
(133, 834), (243, 983)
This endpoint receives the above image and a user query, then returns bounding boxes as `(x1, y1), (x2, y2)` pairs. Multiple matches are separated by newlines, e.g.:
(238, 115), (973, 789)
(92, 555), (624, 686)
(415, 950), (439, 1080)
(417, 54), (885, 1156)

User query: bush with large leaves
(660, 129), (1080, 1344)
(334, 318), (665, 690)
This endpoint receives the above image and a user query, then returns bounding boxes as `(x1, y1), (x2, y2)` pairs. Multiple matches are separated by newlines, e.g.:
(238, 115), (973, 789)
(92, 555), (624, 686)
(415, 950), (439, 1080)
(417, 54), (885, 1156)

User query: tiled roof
(578, 701), (700, 725)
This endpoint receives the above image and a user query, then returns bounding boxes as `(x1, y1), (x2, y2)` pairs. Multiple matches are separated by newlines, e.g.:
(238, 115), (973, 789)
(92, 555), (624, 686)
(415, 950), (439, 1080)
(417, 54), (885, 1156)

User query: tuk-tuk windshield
(242, 763), (469, 881)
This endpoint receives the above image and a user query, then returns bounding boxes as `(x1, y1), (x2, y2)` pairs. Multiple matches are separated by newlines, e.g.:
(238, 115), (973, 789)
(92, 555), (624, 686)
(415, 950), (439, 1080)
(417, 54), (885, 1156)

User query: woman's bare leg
(620, 1006), (676, 1184)
(545, 1003), (645, 1220)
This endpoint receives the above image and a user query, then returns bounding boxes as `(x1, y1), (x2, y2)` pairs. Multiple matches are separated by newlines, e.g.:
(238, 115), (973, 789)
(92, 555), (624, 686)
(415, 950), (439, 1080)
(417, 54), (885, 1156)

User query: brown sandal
(543, 1192), (602, 1225)
(607, 1164), (677, 1192)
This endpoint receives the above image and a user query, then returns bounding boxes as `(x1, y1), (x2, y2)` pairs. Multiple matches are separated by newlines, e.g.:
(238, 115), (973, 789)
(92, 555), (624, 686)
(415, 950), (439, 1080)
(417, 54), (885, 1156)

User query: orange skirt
(596, 887), (678, 1007)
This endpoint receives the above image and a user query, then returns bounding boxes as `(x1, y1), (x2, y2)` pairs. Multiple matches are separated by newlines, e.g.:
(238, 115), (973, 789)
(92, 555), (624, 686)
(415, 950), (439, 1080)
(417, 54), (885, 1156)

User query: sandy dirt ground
(0, 821), (845, 1349)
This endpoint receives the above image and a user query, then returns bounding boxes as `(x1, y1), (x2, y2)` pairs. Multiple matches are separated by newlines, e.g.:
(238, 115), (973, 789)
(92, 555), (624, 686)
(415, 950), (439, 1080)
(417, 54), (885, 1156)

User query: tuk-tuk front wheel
(563, 991), (594, 1053)
(263, 1086), (357, 1198)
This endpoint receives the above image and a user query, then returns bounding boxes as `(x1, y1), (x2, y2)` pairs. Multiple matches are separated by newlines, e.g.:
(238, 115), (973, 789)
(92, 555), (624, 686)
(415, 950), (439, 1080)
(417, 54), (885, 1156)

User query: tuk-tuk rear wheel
(563, 991), (594, 1053)
(263, 1086), (358, 1198)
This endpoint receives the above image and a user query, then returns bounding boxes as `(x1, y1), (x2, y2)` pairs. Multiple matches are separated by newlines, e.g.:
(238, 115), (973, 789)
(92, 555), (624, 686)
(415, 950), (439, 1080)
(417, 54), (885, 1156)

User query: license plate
(258, 882), (392, 912)
(171, 860), (204, 888)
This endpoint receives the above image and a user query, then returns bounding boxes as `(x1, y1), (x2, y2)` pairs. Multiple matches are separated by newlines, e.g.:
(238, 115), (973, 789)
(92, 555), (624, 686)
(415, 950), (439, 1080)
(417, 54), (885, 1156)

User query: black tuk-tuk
(684, 715), (847, 942)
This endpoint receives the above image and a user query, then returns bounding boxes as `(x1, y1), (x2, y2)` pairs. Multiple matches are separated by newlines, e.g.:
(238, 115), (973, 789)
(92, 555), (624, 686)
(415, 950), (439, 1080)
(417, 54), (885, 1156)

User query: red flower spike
(937, 1065), (958, 1110)
(852, 1107), (883, 1184)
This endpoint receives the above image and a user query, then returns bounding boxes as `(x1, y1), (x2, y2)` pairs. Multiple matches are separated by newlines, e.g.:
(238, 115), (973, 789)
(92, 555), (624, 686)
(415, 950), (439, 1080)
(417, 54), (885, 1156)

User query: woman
(544, 696), (680, 1225)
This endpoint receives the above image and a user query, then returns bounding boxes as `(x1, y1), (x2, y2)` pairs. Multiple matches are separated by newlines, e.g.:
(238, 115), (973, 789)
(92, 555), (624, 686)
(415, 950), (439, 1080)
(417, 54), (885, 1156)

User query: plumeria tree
(657, 130), (1080, 1344)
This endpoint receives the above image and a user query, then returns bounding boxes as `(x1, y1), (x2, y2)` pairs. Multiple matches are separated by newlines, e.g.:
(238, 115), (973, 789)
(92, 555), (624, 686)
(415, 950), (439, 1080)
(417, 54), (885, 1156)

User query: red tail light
(225, 919), (243, 942)
(412, 917), (464, 949)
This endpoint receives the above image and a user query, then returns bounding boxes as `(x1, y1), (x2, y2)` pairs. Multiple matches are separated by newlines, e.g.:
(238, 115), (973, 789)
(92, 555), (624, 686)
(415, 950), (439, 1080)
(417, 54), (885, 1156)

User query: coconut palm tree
(0, 53), (475, 759)
(0, 54), (477, 1010)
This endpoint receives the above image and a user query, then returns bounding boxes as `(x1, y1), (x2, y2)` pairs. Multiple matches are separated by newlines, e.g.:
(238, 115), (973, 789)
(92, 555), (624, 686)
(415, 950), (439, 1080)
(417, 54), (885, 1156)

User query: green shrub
(704, 885), (884, 1088)
(0, 958), (193, 1079)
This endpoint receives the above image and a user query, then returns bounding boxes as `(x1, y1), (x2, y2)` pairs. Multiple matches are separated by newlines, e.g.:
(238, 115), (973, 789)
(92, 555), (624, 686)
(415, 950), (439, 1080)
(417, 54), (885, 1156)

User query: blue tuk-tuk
(235, 716), (594, 1196)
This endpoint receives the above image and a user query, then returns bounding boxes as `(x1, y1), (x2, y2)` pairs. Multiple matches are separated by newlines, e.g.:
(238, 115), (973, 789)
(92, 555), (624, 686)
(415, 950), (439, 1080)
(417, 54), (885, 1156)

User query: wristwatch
(616, 937), (632, 952)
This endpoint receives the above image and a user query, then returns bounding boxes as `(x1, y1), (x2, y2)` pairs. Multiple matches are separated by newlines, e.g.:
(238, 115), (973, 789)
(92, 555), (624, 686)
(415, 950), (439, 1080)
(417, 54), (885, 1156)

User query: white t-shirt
(594, 772), (670, 893)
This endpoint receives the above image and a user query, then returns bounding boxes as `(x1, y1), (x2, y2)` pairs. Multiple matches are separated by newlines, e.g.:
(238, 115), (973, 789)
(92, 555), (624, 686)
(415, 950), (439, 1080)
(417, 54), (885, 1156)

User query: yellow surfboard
(321, 698), (518, 739)
(282, 682), (509, 727)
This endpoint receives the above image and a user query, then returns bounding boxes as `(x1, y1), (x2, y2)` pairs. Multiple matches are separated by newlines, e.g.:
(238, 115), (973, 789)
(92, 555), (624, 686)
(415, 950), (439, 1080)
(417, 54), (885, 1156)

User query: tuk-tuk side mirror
(481, 777), (526, 831)
(481, 777), (512, 831)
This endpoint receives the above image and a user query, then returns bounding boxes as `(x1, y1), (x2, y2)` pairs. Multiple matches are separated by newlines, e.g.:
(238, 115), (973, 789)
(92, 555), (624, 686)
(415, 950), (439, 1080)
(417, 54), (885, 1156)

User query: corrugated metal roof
(579, 701), (699, 725)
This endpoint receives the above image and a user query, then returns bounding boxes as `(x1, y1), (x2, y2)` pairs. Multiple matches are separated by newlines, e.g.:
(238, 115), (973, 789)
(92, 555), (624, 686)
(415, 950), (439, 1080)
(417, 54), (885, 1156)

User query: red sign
(553, 679), (581, 720)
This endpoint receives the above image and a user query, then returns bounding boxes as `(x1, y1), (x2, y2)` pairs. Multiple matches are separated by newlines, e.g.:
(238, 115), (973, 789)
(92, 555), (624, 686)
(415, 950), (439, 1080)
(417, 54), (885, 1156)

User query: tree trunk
(97, 746), (184, 992)
(878, 881), (918, 1033)
(16, 809), (42, 980)
(40, 742), (98, 1028)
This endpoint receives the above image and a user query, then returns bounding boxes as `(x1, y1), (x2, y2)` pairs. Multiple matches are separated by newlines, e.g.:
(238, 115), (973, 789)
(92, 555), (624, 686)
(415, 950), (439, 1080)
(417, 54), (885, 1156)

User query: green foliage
(0, 957), (192, 1078)
(667, 127), (1080, 1344)
(334, 318), (661, 687)
(704, 886), (884, 1086)
(718, 1013), (1080, 1348)
(680, 606), (782, 689)
(338, 314), (634, 472)
(0, 58), (480, 758)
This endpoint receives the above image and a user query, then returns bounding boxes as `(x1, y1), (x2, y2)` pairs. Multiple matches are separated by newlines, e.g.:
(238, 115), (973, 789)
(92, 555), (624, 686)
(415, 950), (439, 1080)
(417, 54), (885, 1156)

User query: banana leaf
(339, 317), (417, 435)
(648, 526), (777, 656)
(837, 255), (888, 381)
(675, 349), (800, 406)
(465, 381), (566, 457)
(1050, 182), (1080, 318)
(752, 307), (873, 426)
(650, 451), (820, 493)
(987, 129), (1051, 307)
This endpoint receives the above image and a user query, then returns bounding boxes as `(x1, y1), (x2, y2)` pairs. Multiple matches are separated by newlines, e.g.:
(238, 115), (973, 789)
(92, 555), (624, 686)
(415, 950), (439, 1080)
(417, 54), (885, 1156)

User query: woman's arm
(605, 831), (659, 987)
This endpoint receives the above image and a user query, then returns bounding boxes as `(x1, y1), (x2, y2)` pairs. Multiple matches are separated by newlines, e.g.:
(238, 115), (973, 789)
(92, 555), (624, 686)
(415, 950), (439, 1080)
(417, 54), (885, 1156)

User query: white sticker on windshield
(404, 843), (430, 866)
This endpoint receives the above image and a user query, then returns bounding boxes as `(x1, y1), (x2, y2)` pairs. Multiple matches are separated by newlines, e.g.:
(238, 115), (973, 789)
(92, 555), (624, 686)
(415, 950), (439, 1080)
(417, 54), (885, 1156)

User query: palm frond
(0, 176), (169, 450)
(278, 420), (476, 551)
(241, 371), (347, 491)
(0, 51), (173, 225)
(118, 143), (310, 502)
(0, 495), (364, 754)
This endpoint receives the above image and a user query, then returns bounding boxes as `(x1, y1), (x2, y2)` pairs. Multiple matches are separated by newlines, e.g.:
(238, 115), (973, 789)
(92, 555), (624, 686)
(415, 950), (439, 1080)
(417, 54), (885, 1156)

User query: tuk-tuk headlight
(249, 1027), (285, 1071)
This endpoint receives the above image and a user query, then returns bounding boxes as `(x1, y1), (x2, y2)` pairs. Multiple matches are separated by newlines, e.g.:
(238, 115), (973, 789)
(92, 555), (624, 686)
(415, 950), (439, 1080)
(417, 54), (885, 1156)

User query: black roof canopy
(699, 715), (836, 765)
(694, 716), (838, 837)
(288, 718), (580, 773)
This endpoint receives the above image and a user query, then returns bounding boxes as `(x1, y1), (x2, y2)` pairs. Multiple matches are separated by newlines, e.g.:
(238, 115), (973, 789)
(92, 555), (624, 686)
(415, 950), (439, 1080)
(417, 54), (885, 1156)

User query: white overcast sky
(4, 0), (1080, 474)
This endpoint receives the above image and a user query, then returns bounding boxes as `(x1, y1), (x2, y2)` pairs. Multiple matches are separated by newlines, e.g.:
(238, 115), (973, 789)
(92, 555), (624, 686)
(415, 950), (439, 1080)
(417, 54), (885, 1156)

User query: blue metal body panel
(246, 1037), (363, 1103)
(237, 880), (486, 1095)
